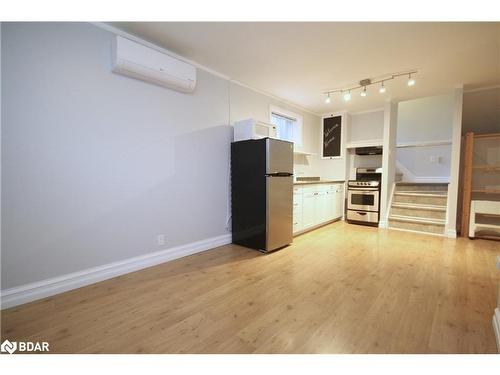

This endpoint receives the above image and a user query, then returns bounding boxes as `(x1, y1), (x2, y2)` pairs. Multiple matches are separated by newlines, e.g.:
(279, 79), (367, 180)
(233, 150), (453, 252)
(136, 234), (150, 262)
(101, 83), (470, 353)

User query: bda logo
(1, 339), (17, 354)
(0, 339), (49, 354)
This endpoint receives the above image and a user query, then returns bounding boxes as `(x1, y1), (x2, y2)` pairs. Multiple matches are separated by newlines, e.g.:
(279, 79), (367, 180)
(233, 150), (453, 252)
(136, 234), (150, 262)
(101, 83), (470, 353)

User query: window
(269, 106), (302, 146)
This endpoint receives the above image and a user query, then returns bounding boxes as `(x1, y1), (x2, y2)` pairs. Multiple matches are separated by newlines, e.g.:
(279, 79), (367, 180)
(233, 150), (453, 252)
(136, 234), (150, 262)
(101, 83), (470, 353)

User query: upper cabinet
(346, 110), (384, 149)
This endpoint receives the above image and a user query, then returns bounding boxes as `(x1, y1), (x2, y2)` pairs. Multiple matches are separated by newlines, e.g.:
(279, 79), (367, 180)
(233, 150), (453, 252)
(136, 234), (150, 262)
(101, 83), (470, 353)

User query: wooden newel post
(460, 132), (474, 237)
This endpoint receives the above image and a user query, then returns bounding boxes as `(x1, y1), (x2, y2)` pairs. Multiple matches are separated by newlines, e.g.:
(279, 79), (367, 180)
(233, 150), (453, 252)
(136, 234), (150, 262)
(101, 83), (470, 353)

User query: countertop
(293, 180), (345, 185)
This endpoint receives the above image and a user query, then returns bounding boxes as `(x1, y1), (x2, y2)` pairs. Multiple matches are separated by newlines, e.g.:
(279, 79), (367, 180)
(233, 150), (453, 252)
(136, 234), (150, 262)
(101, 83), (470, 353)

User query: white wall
(349, 110), (384, 143)
(1, 23), (345, 292)
(396, 94), (454, 181)
(380, 101), (398, 227)
(462, 87), (500, 135)
(445, 86), (464, 238)
(1, 23), (235, 289)
(397, 94), (454, 143)
(346, 110), (384, 179)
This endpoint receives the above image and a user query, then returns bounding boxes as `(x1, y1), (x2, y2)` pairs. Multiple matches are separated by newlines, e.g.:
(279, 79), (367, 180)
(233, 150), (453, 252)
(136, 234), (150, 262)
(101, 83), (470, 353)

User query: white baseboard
(412, 177), (450, 183)
(445, 228), (457, 238)
(493, 308), (500, 354)
(378, 220), (388, 229)
(387, 226), (445, 238)
(0, 233), (231, 309)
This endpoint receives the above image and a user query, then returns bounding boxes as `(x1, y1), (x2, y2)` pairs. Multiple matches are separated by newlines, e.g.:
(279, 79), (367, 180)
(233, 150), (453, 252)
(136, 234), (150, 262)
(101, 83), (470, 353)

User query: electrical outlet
(157, 234), (165, 246)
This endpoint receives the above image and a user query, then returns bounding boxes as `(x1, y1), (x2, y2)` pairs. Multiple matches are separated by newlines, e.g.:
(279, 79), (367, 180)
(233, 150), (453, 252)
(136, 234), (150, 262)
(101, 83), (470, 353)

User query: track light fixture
(407, 73), (416, 86)
(379, 81), (386, 94)
(322, 69), (417, 103)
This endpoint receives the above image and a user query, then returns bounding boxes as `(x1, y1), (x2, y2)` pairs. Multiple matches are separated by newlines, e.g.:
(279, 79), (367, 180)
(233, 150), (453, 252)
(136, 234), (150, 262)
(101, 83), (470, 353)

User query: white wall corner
(378, 220), (388, 229)
(0, 233), (232, 309)
(445, 86), (464, 236)
(445, 229), (457, 238)
(380, 100), (398, 222)
(493, 308), (500, 354)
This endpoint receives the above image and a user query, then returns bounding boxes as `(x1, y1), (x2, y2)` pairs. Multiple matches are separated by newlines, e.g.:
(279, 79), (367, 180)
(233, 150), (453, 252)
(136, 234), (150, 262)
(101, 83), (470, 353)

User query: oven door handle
(348, 188), (378, 192)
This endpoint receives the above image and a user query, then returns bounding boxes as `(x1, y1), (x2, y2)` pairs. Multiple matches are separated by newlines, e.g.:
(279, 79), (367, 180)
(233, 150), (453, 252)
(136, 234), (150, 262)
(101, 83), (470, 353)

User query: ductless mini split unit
(111, 36), (197, 93)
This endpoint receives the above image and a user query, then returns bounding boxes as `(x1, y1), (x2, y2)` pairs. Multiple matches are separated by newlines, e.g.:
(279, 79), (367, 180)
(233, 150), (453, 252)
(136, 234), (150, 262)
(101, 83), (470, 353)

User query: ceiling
(111, 22), (500, 114)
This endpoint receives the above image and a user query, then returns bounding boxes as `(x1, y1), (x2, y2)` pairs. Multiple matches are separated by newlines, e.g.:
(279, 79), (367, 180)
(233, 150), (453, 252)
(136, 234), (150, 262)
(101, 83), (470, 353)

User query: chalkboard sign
(322, 115), (342, 158)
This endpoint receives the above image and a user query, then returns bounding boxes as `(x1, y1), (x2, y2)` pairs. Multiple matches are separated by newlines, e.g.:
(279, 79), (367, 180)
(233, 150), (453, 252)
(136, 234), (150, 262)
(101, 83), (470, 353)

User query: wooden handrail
(473, 133), (500, 139)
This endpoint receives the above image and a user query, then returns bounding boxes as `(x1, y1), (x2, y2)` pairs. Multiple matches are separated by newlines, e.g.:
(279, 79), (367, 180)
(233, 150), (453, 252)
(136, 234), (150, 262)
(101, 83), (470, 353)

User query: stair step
(391, 203), (446, 211)
(390, 203), (447, 220)
(389, 214), (445, 226)
(396, 183), (449, 186)
(388, 214), (446, 235)
(394, 192), (447, 197)
(393, 192), (448, 205)
(395, 183), (449, 193)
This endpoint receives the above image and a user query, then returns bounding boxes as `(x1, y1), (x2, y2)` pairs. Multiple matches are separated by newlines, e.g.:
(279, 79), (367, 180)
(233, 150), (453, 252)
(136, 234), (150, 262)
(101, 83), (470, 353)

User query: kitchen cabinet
(333, 184), (344, 218)
(293, 183), (344, 235)
(302, 191), (317, 230)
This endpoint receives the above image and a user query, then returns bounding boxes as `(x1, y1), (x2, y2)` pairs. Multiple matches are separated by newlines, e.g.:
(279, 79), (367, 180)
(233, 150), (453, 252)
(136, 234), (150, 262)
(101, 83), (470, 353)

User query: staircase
(388, 183), (448, 236)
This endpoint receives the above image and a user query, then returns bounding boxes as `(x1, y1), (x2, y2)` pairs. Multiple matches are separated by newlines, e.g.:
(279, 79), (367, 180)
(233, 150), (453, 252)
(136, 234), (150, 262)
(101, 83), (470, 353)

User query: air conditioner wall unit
(112, 36), (196, 93)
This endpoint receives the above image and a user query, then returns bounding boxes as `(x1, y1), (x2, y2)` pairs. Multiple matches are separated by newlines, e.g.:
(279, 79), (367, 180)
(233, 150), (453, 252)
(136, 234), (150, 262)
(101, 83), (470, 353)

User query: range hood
(355, 146), (383, 155)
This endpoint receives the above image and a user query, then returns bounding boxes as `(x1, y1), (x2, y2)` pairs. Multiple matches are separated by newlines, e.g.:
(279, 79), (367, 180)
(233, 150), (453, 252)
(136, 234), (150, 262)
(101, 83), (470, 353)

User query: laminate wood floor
(2, 222), (499, 353)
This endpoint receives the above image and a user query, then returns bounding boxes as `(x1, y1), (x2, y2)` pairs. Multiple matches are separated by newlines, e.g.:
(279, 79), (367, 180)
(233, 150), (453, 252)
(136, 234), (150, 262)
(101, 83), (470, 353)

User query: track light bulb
(325, 94), (331, 104)
(360, 87), (367, 97)
(343, 91), (352, 101)
(407, 74), (415, 86)
(379, 82), (386, 93)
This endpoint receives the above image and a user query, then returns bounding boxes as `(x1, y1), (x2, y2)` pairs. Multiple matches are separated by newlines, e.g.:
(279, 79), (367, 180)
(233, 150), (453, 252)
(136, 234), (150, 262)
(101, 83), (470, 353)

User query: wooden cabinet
(293, 182), (344, 235)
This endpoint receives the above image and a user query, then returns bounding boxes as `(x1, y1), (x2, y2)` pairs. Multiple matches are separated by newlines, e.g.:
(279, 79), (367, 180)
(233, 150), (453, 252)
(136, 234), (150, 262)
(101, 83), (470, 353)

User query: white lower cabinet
(293, 183), (344, 235)
(302, 191), (317, 230)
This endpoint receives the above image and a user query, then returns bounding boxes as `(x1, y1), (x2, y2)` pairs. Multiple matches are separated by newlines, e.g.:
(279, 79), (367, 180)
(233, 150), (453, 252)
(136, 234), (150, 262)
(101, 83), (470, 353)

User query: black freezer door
(231, 138), (293, 252)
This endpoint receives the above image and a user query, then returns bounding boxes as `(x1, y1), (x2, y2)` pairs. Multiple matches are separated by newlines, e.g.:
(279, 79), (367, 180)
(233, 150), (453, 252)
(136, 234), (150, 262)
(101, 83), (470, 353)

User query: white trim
(445, 86), (464, 236)
(464, 85), (500, 94)
(269, 104), (304, 147)
(385, 182), (397, 224)
(445, 228), (457, 238)
(346, 139), (383, 149)
(411, 176), (450, 183)
(92, 22), (321, 117)
(396, 160), (449, 183)
(378, 220), (388, 229)
(0, 234), (231, 309)
(387, 226), (445, 238)
(396, 140), (452, 148)
(348, 107), (385, 116)
(493, 308), (500, 354)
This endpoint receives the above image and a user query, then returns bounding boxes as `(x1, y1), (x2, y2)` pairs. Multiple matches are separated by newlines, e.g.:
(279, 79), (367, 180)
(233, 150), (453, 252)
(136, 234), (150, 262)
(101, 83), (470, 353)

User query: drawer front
(302, 185), (318, 194)
(347, 210), (378, 223)
(293, 212), (303, 233)
(317, 184), (331, 192)
(293, 200), (302, 213)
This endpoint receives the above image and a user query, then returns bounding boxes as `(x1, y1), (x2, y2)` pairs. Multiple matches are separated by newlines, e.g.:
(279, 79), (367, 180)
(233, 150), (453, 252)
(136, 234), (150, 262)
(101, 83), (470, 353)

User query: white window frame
(269, 105), (303, 148)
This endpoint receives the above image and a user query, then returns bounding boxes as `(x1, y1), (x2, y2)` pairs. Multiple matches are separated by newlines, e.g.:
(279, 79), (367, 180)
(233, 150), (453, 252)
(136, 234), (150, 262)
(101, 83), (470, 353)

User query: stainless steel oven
(347, 180), (381, 225)
(347, 186), (380, 211)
